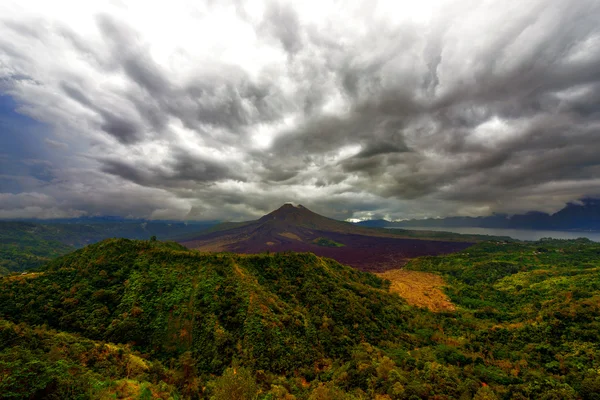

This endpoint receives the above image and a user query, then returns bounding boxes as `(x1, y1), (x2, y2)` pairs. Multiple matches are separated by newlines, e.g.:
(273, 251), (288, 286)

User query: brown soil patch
(279, 232), (302, 241)
(376, 269), (455, 312)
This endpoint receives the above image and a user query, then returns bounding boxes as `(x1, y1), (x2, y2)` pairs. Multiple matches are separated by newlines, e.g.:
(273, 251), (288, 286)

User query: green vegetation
(312, 237), (345, 247)
(405, 238), (600, 399)
(0, 239), (398, 373)
(0, 222), (74, 274)
(1, 237), (600, 398)
(0, 318), (179, 399)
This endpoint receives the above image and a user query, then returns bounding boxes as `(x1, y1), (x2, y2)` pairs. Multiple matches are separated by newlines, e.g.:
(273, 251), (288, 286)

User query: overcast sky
(1, 0), (600, 221)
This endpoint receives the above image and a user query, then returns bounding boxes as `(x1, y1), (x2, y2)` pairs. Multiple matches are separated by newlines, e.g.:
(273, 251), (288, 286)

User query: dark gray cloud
(2, 0), (600, 220)
(99, 148), (241, 188)
(261, 2), (303, 55)
(354, 142), (410, 159)
(61, 82), (145, 144)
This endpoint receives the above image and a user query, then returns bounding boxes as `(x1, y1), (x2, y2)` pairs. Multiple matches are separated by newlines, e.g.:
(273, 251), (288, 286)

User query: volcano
(179, 204), (473, 271)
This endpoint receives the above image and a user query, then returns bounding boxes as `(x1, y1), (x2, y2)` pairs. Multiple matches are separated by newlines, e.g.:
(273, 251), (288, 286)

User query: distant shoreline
(387, 226), (600, 242)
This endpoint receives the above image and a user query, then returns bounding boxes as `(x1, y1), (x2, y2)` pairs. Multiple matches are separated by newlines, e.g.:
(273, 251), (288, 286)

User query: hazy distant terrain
(0, 222), (74, 274)
(389, 226), (600, 242)
(359, 198), (600, 231)
(0, 219), (217, 275)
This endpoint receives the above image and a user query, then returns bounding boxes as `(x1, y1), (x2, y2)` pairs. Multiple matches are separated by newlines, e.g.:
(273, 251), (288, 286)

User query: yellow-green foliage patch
(377, 269), (455, 312)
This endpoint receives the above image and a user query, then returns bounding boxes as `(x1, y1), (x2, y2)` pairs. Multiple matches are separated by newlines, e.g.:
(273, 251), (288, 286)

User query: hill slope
(0, 238), (406, 373)
(3, 238), (600, 398)
(0, 318), (180, 399)
(181, 204), (473, 271)
(0, 222), (75, 275)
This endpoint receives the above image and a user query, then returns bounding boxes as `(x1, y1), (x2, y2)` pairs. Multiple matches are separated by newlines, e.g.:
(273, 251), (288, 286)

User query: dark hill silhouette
(179, 204), (472, 271)
(259, 203), (349, 228)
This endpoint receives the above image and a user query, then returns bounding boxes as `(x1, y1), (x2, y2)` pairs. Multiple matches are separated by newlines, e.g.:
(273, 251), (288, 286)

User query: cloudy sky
(1, 0), (600, 221)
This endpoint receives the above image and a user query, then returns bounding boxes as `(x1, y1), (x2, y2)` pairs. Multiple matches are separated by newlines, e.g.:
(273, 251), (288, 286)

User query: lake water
(387, 226), (600, 242)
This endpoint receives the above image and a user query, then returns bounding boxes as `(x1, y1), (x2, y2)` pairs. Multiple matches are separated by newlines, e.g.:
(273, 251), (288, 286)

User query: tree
(211, 367), (258, 400)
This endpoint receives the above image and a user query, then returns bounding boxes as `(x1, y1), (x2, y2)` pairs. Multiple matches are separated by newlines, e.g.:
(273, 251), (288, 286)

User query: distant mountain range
(0, 219), (218, 250)
(357, 198), (600, 231)
(14, 215), (220, 225)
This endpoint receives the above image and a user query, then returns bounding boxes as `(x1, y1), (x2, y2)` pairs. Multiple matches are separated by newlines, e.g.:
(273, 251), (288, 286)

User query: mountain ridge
(357, 198), (600, 231)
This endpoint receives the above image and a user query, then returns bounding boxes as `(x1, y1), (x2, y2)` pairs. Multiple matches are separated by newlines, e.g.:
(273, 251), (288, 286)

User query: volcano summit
(179, 204), (472, 271)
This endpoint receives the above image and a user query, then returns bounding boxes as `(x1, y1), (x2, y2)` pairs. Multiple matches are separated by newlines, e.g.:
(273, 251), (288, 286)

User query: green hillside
(2, 238), (600, 398)
(0, 318), (179, 399)
(0, 222), (75, 274)
(405, 238), (600, 399)
(0, 239), (412, 398)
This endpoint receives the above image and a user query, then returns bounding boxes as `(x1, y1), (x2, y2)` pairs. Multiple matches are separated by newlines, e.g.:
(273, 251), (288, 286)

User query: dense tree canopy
(1, 238), (600, 398)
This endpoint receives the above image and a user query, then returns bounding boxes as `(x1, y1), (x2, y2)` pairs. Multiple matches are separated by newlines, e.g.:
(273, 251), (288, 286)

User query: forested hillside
(405, 238), (600, 399)
(1, 238), (600, 398)
(0, 222), (74, 274)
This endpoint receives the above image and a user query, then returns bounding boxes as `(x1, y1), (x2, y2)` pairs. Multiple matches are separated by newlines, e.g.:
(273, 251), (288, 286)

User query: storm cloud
(1, 0), (600, 221)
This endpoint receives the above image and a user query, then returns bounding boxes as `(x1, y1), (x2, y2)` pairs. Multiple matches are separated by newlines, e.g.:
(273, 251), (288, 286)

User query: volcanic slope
(180, 204), (472, 271)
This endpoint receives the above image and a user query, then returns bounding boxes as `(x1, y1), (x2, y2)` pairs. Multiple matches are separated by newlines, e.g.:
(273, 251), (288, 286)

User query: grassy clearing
(312, 237), (345, 247)
(3, 272), (44, 282)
